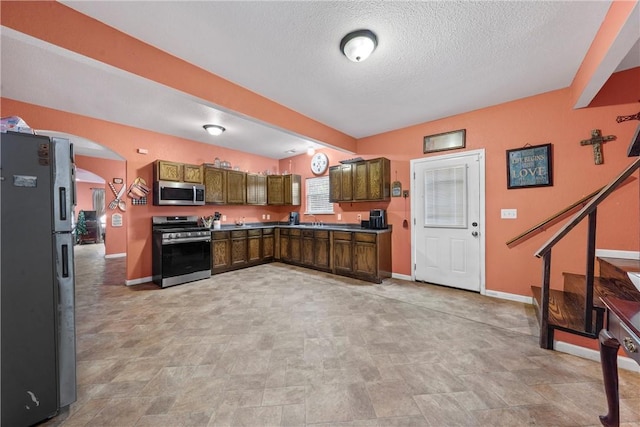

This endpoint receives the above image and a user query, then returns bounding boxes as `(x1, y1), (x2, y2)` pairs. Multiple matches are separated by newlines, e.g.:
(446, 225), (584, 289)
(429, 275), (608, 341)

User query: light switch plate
(501, 209), (517, 219)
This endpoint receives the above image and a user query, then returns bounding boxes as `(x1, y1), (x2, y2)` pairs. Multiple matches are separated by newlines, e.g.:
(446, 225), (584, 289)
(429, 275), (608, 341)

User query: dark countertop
(209, 222), (392, 234)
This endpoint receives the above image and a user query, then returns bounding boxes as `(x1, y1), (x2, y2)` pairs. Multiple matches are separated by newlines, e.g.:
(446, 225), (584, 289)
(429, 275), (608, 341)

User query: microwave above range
(153, 180), (205, 206)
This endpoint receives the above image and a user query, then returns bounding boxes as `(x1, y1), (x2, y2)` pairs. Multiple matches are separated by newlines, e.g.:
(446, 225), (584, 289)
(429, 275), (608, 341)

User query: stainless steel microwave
(153, 180), (205, 206)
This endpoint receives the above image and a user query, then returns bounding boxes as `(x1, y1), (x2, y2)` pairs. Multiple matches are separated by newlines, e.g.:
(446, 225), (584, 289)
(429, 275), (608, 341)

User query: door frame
(410, 149), (487, 295)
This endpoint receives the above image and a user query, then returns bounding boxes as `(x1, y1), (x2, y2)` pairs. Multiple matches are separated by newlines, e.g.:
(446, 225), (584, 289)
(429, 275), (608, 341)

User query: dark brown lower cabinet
(333, 231), (353, 275)
(247, 229), (261, 263)
(231, 230), (247, 266)
(289, 229), (301, 263)
(212, 226), (391, 283)
(212, 231), (231, 272)
(262, 228), (274, 260)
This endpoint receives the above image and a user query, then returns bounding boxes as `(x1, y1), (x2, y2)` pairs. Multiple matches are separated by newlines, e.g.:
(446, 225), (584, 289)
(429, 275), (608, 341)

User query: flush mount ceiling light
(340, 29), (378, 62)
(307, 147), (316, 155)
(203, 124), (225, 136)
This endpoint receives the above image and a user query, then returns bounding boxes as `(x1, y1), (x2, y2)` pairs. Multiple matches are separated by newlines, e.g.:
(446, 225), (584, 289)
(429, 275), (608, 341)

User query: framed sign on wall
(506, 143), (553, 189)
(423, 129), (466, 154)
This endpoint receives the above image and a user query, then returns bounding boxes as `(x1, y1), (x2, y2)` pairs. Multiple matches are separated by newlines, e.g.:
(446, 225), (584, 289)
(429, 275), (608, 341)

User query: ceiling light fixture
(340, 29), (378, 62)
(307, 147), (316, 155)
(203, 124), (225, 136)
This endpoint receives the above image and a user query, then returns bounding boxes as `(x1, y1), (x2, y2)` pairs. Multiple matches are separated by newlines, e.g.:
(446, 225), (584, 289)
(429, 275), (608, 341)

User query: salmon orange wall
(75, 181), (95, 215)
(1, 98), (292, 281)
(75, 156), (127, 256)
(357, 87), (640, 296)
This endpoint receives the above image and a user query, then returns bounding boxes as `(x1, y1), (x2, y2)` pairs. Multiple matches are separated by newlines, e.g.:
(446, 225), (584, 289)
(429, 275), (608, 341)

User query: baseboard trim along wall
(104, 252), (126, 259)
(555, 340), (640, 373)
(392, 273), (412, 281)
(484, 289), (533, 305)
(125, 276), (152, 286)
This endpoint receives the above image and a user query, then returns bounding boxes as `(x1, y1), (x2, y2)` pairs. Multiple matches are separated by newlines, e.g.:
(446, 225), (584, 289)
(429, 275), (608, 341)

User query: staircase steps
(531, 286), (599, 337)
(531, 257), (640, 341)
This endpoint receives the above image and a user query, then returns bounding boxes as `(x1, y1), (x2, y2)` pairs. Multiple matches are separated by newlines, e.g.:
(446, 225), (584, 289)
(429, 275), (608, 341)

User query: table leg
(599, 329), (620, 427)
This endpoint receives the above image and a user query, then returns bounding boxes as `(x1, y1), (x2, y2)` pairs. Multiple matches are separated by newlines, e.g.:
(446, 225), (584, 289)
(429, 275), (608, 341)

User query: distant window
(305, 176), (334, 214)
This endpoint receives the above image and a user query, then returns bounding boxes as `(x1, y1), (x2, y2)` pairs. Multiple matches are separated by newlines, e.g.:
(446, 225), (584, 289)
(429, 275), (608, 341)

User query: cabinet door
(287, 174), (301, 206)
(333, 231), (353, 273)
(267, 175), (284, 205)
(231, 231), (248, 266)
(227, 170), (247, 204)
(248, 234), (261, 262)
(279, 229), (290, 260)
(247, 174), (267, 205)
(314, 230), (330, 270)
(353, 162), (368, 201)
(183, 164), (203, 183)
(354, 241), (377, 277)
(367, 158), (390, 200)
(212, 232), (231, 272)
(289, 229), (301, 263)
(262, 229), (274, 260)
(329, 165), (353, 202)
(302, 230), (314, 266)
(204, 167), (226, 204)
(157, 160), (183, 182)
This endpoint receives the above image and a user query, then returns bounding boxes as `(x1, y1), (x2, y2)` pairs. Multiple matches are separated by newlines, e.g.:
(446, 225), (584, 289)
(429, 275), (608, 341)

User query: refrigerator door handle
(59, 187), (67, 221)
(61, 244), (69, 278)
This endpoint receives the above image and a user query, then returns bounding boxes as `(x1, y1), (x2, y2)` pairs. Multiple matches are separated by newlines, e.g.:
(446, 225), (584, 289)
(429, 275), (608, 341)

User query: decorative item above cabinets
(329, 157), (390, 202)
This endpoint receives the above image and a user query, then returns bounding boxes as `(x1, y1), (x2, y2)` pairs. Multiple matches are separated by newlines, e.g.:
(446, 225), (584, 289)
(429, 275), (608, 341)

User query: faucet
(306, 214), (318, 226)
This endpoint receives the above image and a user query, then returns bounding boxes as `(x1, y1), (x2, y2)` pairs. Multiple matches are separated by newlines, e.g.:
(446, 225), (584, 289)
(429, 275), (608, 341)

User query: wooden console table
(598, 297), (640, 427)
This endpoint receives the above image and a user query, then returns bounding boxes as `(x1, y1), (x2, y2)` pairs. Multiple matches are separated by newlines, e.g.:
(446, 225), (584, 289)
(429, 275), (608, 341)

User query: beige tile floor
(45, 243), (640, 426)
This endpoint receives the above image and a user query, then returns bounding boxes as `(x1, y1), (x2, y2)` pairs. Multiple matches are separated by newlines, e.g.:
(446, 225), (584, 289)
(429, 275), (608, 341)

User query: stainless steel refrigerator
(1, 131), (77, 426)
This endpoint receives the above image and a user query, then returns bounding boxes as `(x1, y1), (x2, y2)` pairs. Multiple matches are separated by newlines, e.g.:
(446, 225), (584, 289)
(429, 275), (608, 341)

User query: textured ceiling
(2, 1), (635, 159)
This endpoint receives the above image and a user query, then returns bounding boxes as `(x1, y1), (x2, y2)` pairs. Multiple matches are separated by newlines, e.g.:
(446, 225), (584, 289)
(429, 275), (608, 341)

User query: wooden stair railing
(533, 157), (640, 349)
(506, 177), (636, 248)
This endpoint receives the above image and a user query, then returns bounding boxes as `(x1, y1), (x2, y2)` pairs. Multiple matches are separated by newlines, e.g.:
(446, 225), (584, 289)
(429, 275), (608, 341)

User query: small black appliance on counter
(288, 212), (300, 225)
(369, 209), (387, 229)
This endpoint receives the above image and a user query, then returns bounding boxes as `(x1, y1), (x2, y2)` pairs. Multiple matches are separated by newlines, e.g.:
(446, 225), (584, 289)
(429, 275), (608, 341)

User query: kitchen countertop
(209, 222), (392, 233)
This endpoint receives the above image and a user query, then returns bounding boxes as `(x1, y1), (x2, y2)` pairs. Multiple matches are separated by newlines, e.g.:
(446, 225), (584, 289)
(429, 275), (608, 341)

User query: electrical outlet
(262, 214), (266, 220)
(222, 215), (227, 221)
(501, 209), (517, 219)
(266, 214), (270, 220)
(337, 214), (342, 221)
(357, 214), (362, 221)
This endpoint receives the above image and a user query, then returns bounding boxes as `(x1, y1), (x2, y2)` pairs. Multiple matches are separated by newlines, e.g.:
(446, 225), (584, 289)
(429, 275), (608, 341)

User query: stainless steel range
(152, 216), (211, 288)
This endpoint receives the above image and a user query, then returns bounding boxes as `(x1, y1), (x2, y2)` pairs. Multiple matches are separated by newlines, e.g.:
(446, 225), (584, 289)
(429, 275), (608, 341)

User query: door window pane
(424, 165), (467, 228)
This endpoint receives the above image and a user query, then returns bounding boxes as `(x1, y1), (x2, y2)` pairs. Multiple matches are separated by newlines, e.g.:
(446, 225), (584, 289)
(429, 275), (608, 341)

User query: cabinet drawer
(280, 228), (290, 236)
(248, 229), (262, 237)
(231, 230), (247, 239)
(314, 230), (329, 239)
(333, 231), (352, 241)
(290, 229), (301, 237)
(609, 313), (640, 364)
(262, 228), (274, 235)
(302, 230), (314, 238)
(355, 233), (376, 243)
(212, 231), (230, 240)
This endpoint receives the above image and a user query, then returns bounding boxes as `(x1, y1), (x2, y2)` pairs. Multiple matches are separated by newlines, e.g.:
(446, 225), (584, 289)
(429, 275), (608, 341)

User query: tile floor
(46, 243), (640, 426)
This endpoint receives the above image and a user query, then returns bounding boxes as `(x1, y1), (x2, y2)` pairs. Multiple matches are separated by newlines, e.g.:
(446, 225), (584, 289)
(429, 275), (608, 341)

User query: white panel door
(413, 151), (483, 292)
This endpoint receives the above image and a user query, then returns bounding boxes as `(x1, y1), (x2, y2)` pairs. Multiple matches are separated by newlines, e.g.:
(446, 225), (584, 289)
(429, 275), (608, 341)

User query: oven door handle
(163, 237), (211, 245)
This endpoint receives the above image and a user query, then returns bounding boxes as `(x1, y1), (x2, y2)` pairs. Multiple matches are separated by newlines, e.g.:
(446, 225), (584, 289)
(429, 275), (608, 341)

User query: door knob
(471, 231), (479, 237)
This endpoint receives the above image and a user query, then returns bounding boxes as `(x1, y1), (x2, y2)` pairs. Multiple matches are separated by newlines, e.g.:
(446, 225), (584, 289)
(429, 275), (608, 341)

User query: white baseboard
(595, 249), (640, 260)
(555, 340), (640, 373)
(105, 253), (126, 259)
(391, 273), (412, 281)
(125, 276), (152, 286)
(484, 289), (533, 305)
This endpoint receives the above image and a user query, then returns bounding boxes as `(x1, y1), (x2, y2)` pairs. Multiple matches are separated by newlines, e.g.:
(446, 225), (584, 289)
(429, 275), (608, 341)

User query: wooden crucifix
(580, 129), (616, 165)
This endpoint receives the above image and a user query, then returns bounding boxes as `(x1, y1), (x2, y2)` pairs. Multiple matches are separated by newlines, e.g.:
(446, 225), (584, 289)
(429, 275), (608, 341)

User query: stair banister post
(540, 250), (553, 349)
(585, 209), (597, 332)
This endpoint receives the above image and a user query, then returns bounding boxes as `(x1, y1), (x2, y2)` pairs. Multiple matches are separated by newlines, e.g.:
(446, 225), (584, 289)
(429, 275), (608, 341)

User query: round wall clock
(310, 152), (329, 175)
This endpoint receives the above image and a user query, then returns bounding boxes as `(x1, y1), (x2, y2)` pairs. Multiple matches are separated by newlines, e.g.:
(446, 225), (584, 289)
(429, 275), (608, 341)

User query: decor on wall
(392, 171), (402, 197)
(127, 177), (150, 205)
(580, 129), (616, 165)
(616, 111), (640, 123)
(506, 143), (553, 189)
(423, 129), (466, 154)
(108, 182), (126, 211)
